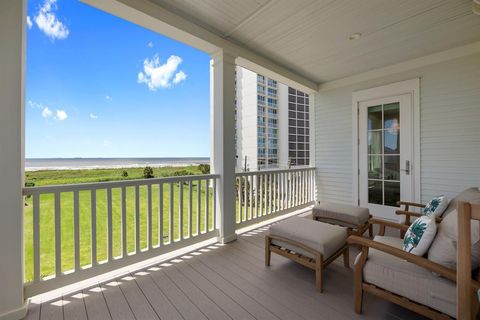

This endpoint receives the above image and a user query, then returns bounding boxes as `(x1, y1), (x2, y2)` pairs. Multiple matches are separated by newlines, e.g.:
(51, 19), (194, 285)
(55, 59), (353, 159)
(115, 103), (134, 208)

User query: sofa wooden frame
(457, 201), (480, 319)
(348, 217), (480, 320)
(313, 215), (373, 238)
(265, 234), (349, 292)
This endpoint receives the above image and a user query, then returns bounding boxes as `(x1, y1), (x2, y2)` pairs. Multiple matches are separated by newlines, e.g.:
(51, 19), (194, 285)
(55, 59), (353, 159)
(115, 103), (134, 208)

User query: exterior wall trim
(351, 78), (421, 209)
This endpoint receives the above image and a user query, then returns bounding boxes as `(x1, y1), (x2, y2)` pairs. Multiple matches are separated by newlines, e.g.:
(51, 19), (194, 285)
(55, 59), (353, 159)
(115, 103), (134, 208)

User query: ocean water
(25, 157), (210, 171)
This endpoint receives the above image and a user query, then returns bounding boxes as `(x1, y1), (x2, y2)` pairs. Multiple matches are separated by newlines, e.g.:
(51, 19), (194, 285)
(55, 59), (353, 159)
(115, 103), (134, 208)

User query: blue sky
(26, 0), (211, 158)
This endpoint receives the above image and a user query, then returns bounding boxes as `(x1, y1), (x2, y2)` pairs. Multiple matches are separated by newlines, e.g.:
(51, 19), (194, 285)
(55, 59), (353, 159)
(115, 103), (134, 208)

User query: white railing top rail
(23, 173), (220, 195)
(235, 167), (315, 177)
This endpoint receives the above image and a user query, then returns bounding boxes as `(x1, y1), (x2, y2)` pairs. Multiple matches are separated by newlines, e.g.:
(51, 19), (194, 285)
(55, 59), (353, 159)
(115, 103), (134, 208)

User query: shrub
(143, 166), (154, 179)
(198, 164), (210, 174)
(121, 170), (128, 177)
(173, 169), (193, 177)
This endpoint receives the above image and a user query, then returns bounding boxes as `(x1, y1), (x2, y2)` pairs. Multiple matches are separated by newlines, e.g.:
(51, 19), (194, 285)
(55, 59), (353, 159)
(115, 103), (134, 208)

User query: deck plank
(185, 257), (280, 320)
(196, 252), (311, 320)
(117, 274), (159, 320)
(133, 271), (184, 320)
(100, 280), (136, 320)
(83, 285), (111, 320)
(24, 300), (41, 320)
(163, 264), (232, 320)
(39, 298), (63, 320)
(149, 267), (207, 320)
(174, 260), (256, 320)
(63, 291), (87, 320)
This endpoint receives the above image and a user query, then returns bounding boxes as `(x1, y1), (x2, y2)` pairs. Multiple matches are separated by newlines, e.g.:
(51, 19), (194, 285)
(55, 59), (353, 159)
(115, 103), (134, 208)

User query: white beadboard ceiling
(148, 0), (480, 83)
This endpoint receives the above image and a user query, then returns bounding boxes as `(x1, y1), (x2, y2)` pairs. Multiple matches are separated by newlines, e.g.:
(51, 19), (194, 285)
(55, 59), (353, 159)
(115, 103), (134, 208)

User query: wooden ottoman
(265, 217), (349, 292)
(312, 202), (372, 237)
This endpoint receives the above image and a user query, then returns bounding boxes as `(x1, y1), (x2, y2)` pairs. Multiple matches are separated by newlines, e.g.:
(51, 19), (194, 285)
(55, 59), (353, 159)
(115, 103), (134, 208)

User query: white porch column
(211, 50), (238, 243)
(0, 0), (27, 319)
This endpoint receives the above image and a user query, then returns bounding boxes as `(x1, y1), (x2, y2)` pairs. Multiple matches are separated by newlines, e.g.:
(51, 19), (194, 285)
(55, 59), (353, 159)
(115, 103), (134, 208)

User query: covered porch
(0, 0), (479, 320)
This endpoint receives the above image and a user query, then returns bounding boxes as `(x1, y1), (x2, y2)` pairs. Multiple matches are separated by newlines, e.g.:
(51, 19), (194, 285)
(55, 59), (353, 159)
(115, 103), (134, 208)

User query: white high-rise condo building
(235, 67), (310, 171)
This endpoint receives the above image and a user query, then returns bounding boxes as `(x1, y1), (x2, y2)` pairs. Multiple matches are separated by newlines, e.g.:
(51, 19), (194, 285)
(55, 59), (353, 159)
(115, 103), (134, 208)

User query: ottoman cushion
(268, 217), (347, 259)
(313, 202), (369, 227)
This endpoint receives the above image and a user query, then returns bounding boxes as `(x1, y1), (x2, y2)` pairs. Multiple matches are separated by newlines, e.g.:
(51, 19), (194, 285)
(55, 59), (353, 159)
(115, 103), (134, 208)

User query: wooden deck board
(83, 285), (111, 320)
(63, 291), (87, 320)
(149, 268), (207, 320)
(174, 260), (257, 320)
(100, 280), (136, 320)
(117, 274), (159, 320)
(25, 223), (428, 320)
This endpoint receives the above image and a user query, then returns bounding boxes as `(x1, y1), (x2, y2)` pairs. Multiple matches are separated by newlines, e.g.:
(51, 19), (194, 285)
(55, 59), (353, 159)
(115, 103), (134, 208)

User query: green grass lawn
(23, 166), (215, 282)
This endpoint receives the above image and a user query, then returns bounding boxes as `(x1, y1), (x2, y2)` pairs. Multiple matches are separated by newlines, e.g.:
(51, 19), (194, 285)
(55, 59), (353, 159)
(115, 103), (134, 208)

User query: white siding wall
(315, 53), (480, 204)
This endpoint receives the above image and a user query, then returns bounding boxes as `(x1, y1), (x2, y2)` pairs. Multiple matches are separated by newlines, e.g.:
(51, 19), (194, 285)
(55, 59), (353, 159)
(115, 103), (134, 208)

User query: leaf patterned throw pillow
(422, 195), (449, 217)
(403, 216), (437, 256)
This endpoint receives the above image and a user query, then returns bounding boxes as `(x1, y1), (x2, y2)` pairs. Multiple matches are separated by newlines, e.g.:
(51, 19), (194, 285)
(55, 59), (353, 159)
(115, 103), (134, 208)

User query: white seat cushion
(312, 202), (369, 227)
(360, 236), (456, 317)
(268, 217), (347, 259)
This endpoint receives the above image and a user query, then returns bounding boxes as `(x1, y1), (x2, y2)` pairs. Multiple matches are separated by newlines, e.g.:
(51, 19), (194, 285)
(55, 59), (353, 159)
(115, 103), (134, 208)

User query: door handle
(400, 160), (410, 175)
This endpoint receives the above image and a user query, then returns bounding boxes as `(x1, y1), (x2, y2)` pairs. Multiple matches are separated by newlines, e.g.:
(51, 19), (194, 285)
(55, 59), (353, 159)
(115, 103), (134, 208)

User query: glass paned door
(359, 94), (413, 220)
(367, 103), (400, 207)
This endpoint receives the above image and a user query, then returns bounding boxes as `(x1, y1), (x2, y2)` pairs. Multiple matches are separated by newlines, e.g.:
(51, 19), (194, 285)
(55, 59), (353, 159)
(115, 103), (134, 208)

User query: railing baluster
(259, 174), (263, 217)
(121, 186), (127, 257)
(243, 176), (247, 221)
(274, 173), (277, 212)
(197, 179), (201, 235)
(91, 190), (97, 266)
(188, 181), (193, 237)
(205, 179), (209, 233)
(268, 174), (272, 215)
(54, 191), (61, 277)
(264, 174), (268, 216)
(135, 185), (140, 252)
(179, 181), (184, 240)
(147, 184), (152, 250)
(33, 194), (40, 282)
(74, 191), (80, 271)
(238, 176), (242, 222)
(249, 175), (253, 220)
(213, 178), (217, 231)
(107, 188), (112, 261)
(169, 182), (174, 243)
(255, 174), (259, 218)
(159, 183), (163, 246)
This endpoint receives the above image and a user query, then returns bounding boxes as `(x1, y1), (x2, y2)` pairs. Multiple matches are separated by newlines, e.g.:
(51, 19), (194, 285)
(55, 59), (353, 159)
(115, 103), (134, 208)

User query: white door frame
(352, 78), (421, 208)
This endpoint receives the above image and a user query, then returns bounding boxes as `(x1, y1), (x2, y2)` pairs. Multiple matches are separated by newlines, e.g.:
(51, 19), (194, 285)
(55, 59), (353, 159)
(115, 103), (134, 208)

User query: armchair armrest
(397, 201), (426, 208)
(395, 210), (442, 223)
(347, 235), (480, 290)
(369, 218), (409, 232)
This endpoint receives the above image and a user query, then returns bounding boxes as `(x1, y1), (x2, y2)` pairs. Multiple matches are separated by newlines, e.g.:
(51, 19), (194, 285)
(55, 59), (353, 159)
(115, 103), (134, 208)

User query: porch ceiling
(149, 0), (480, 83)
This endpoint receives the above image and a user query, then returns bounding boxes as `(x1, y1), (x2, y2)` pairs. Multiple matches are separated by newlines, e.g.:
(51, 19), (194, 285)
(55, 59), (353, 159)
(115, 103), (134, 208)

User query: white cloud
(30, 100), (68, 121)
(137, 54), (187, 90)
(29, 100), (44, 109)
(173, 71), (187, 84)
(42, 107), (53, 118)
(105, 95), (112, 101)
(147, 42), (153, 48)
(27, 16), (33, 29)
(89, 113), (98, 119)
(34, 0), (69, 40)
(55, 109), (68, 120)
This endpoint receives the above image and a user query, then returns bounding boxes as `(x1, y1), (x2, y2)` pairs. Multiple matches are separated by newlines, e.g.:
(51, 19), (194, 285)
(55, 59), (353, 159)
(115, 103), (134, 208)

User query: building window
(287, 88), (310, 167)
(257, 74), (265, 83)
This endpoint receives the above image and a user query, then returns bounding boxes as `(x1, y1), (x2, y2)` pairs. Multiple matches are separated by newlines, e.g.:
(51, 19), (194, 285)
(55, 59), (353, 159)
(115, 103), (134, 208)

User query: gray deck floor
(24, 223), (427, 320)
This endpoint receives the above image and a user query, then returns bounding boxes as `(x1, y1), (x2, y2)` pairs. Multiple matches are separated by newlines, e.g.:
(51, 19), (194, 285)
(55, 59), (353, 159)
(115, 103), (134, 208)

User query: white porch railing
(235, 167), (316, 229)
(23, 174), (219, 297)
